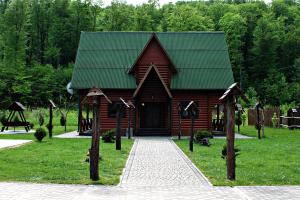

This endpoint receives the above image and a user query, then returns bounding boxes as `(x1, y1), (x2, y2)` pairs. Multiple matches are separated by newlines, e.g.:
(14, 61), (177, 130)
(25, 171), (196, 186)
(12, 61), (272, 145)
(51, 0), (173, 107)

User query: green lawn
(0, 109), (133, 185)
(0, 138), (133, 185)
(175, 126), (300, 186)
(0, 108), (78, 140)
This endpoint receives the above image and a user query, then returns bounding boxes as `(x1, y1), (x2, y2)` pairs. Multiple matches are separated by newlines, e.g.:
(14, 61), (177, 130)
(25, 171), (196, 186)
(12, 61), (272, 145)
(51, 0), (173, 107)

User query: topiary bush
(194, 130), (213, 143)
(102, 129), (115, 143)
(34, 127), (47, 142)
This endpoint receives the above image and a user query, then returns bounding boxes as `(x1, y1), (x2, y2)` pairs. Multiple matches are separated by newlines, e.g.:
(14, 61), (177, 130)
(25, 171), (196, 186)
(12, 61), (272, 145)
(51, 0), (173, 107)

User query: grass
(0, 108), (78, 140)
(175, 126), (300, 186)
(0, 138), (133, 185)
(0, 108), (133, 185)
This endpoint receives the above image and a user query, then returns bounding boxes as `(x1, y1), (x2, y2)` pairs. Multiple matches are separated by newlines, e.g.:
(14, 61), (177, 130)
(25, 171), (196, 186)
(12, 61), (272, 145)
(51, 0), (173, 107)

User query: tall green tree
(250, 13), (285, 97)
(3, 0), (28, 67)
(167, 4), (214, 31)
(100, 0), (135, 31)
(220, 13), (247, 84)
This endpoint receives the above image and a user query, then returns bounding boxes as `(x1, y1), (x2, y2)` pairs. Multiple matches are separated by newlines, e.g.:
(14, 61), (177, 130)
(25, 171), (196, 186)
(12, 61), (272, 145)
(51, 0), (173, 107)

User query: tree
(250, 13), (285, 98)
(167, 4), (214, 31)
(26, 0), (51, 65)
(262, 71), (291, 106)
(3, 0), (28, 67)
(99, 0), (135, 31)
(46, 0), (72, 66)
(220, 13), (247, 84)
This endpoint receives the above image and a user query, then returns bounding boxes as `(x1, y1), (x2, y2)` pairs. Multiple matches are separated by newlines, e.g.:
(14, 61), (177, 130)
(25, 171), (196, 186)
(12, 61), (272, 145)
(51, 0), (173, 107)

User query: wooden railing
(211, 119), (224, 132)
(279, 116), (300, 129)
(80, 119), (93, 133)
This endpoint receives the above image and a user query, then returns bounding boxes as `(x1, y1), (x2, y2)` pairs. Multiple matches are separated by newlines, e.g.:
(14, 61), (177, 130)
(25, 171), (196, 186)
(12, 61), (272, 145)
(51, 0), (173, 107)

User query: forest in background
(0, 0), (299, 108)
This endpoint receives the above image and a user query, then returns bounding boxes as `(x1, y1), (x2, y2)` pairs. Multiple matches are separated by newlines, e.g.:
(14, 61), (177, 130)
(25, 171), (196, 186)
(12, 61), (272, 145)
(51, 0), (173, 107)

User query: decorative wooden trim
(133, 65), (172, 98)
(128, 33), (177, 74)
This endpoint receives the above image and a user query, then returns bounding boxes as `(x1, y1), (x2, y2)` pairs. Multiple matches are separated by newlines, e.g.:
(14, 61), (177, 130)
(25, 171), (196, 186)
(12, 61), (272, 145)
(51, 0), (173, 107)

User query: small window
(108, 101), (126, 118)
(179, 101), (199, 119)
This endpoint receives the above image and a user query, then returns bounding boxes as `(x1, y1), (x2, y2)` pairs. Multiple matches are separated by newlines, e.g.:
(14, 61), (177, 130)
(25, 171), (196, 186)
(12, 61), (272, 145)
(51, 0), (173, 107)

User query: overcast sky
(102, 0), (272, 7)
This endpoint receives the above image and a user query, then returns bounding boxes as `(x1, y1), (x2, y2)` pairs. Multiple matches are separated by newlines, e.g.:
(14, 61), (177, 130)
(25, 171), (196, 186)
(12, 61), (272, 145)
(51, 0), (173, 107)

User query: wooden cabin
(71, 32), (234, 136)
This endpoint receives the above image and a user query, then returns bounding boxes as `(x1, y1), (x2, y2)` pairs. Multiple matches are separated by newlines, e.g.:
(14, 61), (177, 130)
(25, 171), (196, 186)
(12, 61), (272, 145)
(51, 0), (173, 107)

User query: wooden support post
(178, 104), (182, 140)
(116, 106), (122, 150)
(189, 115), (194, 152)
(226, 97), (235, 180)
(237, 110), (241, 134)
(179, 114), (182, 140)
(256, 106), (261, 139)
(78, 95), (82, 133)
(49, 104), (53, 138)
(169, 100), (172, 136)
(90, 96), (100, 181)
(217, 104), (220, 124)
(128, 107), (131, 139)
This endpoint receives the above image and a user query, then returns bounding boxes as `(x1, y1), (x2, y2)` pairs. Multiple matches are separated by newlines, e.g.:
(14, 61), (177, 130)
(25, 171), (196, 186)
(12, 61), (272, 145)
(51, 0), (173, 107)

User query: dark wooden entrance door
(140, 103), (165, 128)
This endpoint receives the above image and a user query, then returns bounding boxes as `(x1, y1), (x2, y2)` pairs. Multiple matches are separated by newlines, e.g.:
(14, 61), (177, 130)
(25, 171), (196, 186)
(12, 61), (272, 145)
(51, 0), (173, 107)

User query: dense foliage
(0, 0), (299, 108)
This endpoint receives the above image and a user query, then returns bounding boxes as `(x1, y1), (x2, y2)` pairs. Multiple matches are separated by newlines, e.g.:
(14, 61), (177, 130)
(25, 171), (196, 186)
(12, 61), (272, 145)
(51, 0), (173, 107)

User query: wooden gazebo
(1, 102), (30, 132)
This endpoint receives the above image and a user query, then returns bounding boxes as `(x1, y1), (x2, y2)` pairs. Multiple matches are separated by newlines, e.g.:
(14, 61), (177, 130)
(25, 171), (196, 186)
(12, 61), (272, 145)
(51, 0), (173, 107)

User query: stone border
(170, 139), (213, 187)
(119, 138), (139, 186)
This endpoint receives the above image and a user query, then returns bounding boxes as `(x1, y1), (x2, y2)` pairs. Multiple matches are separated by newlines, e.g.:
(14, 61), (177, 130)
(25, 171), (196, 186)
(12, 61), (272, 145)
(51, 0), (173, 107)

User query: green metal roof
(71, 31), (234, 90)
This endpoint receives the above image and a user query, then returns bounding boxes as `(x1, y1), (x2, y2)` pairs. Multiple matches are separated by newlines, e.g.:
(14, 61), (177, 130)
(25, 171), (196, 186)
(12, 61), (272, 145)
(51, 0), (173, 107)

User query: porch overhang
(133, 65), (172, 99)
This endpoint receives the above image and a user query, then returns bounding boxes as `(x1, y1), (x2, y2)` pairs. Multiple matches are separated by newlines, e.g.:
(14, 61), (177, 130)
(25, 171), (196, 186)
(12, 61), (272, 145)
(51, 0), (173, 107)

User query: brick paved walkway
(0, 137), (299, 200)
(121, 137), (211, 187)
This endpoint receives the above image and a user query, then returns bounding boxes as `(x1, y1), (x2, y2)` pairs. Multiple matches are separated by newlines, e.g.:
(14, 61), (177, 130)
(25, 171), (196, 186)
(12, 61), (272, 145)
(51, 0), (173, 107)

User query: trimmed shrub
(34, 127), (47, 142)
(102, 129), (115, 143)
(242, 113), (247, 126)
(194, 130), (213, 143)
(271, 112), (279, 128)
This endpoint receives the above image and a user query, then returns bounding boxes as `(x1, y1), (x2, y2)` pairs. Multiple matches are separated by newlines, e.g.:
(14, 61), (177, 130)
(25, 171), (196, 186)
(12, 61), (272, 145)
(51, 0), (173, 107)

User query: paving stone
(0, 137), (299, 200)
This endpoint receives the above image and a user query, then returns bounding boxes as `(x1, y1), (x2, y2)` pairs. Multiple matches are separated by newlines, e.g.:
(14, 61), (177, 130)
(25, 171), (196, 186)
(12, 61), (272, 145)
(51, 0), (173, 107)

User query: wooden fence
(248, 107), (280, 127)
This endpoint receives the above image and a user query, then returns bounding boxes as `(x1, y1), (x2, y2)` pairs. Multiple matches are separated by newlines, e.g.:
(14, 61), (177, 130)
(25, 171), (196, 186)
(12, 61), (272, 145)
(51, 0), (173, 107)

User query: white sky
(102, 0), (272, 7)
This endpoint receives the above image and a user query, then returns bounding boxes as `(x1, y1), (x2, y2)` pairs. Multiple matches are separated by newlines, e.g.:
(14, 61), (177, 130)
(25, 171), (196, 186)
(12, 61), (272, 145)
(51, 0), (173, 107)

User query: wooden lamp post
(178, 103), (182, 140)
(120, 98), (135, 139)
(82, 87), (111, 181)
(255, 102), (264, 139)
(219, 83), (248, 181)
(48, 100), (56, 138)
(184, 101), (198, 152)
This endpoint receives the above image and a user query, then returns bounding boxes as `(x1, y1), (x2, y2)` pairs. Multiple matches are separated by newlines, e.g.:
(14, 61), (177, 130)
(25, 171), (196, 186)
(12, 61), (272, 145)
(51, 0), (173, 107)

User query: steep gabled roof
(133, 65), (172, 98)
(71, 32), (234, 90)
(128, 33), (177, 74)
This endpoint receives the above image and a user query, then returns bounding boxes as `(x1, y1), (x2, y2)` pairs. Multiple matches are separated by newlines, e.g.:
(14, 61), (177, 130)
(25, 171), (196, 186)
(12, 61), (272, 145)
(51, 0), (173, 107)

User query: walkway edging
(119, 138), (139, 186)
(170, 139), (213, 187)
